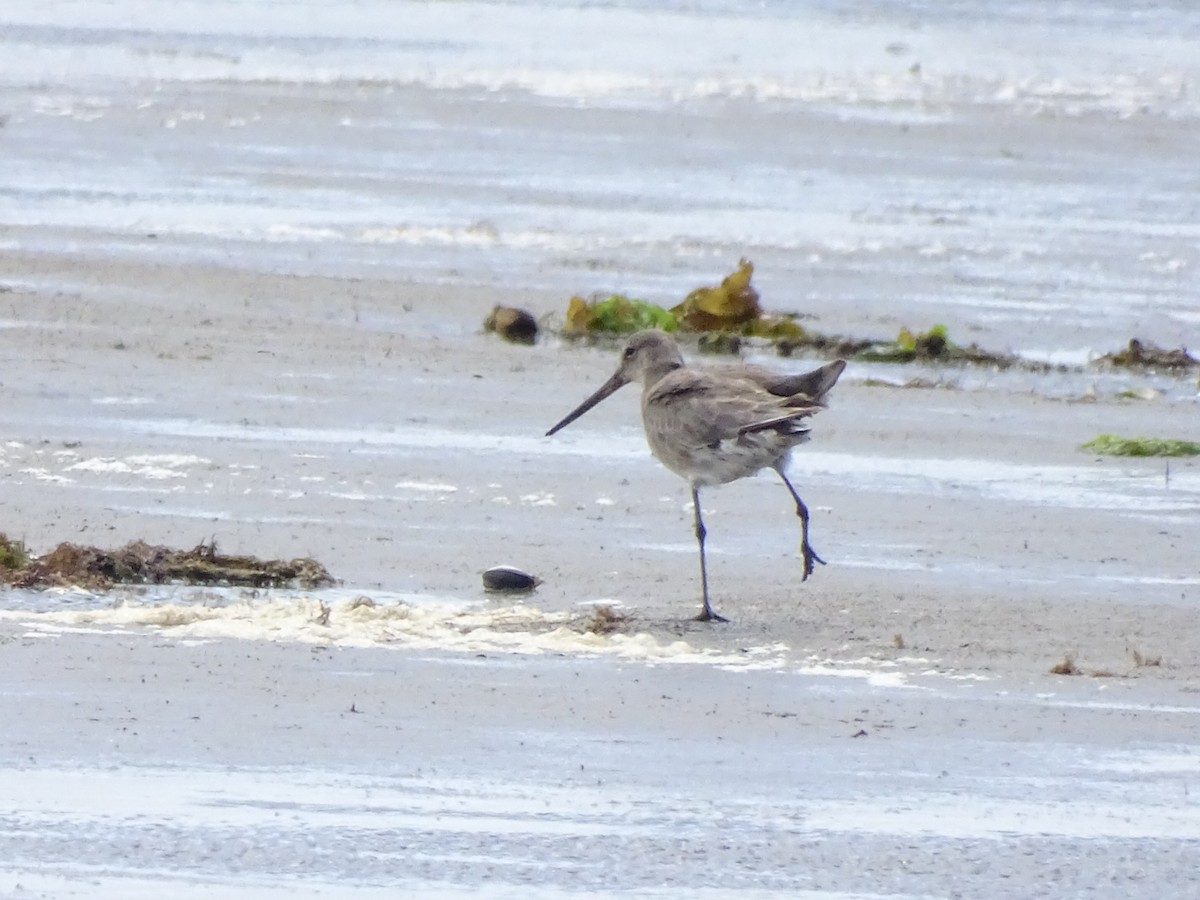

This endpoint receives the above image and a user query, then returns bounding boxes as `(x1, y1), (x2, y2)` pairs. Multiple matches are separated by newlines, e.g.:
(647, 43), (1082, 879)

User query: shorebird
(546, 329), (845, 622)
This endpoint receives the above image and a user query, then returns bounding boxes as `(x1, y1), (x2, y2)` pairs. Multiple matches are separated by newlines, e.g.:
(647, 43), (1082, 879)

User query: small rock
(482, 565), (540, 593)
(484, 306), (539, 345)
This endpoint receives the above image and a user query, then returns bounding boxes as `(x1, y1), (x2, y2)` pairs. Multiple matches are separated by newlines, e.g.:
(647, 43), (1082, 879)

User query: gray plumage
(547, 329), (845, 622)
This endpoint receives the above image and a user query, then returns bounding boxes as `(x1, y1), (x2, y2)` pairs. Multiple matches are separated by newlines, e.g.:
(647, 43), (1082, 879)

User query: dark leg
(691, 487), (728, 623)
(774, 466), (825, 580)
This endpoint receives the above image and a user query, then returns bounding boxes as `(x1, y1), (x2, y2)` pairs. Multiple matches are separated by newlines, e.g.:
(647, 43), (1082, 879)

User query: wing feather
(646, 370), (821, 445)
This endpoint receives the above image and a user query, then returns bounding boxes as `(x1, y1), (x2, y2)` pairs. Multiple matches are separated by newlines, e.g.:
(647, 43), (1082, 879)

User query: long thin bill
(545, 373), (628, 436)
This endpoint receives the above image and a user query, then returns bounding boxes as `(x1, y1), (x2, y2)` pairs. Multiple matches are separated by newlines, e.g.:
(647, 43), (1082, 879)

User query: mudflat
(1, 243), (1198, 896)
(2, 2), (1199, 888)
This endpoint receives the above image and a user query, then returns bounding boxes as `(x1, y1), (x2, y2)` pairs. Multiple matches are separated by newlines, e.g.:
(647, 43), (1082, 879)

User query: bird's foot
(694, 607), (730, 624)
(800, 542), (827, 581)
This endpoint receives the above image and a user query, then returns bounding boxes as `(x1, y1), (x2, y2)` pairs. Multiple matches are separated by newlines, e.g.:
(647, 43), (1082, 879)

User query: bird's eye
(623, 346), (636, 359)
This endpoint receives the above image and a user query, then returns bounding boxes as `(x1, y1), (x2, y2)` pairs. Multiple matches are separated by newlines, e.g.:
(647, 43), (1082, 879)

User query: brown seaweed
(670, 257), (762, 331)
(2, 539), (335, 591)
(1096, 338), (1197, 371)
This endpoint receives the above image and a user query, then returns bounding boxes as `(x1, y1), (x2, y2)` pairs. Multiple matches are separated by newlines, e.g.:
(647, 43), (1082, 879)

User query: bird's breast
(645, 429), (799, 487)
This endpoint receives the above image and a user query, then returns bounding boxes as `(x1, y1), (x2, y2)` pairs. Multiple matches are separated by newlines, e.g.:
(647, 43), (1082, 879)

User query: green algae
(564, 294), (678, 334)
(1080, 435), (1200, 457)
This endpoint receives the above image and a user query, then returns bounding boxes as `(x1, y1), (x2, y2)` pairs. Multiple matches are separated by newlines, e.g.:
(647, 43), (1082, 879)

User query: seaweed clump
(1, 539), (335, 591)
(669, 258), (819, 346)
(855, 324), (1012, 366)
(1080, 435), (1200, 458)
(557, 260), (1017, 364)
(562, 259), (811, 350)
(564, 293), (678, 335)
(0, 533), (31, 575)
(670, 257), (763, 331)
(1097, 338), (1197, 372)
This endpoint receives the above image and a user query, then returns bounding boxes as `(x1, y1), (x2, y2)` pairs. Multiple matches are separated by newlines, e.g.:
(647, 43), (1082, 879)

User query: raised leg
(774, 465), (825, 580)
(691, 487), (728, 623)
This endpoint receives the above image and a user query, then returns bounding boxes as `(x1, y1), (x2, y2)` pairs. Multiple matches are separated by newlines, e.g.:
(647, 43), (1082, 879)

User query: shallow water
(2, 688), (1198, 895)
(3, 398), (1196, 613)
(2, 2), (1199, 895)
(2, 0), (1199, 353)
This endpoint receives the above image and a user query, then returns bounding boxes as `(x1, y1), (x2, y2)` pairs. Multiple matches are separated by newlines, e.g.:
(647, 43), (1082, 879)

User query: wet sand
(3, 0), (1200, 892)
(1, 245), (1199, 896)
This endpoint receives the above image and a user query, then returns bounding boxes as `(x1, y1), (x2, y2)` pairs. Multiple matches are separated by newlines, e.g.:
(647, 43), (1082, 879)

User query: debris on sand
(0, 534), (32, 574)
(1049, 653), (1133, 678)
(1131, 649), (1163, 668)
(581, 604), (632, 635)
(670, 257), (763, 331)
(555, 263), (1200, 378)
(1096, 338), (1197, 372)
(669, 259), (829, 349)
(557, 261), (1017, 364)
(776, 332), (873, 359)
(1, 538), (335, 591)
(484, 305), (540, 345)
(564, 293), (678, 335)
(862, 376), (949, 390)
(1049, 655), (1080, 676)
(696, 332), (743, 355)
(560, 260), (816, 353)
(1080, 434), (1200, 458)
(855, 324), (1013, 366)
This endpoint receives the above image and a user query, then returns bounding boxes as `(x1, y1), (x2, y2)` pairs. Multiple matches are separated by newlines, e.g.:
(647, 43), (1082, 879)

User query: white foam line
(395, 480), (458, 493)
(0, 873), (405, 900)
(1089, 751), (1200, 775)
(797, 664), (913, 690)
(0, 871), (853, 900)
(1065, 573), (1200, 587)
(804, 793), (1200, 840)
(1033, 698), (1200, 715)
(104, 416), (646, 460)
(0, 597), (788, 670)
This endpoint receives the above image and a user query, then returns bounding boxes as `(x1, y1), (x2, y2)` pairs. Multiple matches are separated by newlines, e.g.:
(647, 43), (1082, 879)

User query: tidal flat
(2, 0), (1198, 895)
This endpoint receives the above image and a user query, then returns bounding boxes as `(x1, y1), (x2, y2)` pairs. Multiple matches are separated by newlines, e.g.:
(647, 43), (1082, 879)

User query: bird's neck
(641, 360), (684, 390)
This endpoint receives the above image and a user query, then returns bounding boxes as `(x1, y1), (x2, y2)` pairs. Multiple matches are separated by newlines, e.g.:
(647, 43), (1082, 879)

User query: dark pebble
(484, 306), (539, 345)
(482, 565), (539, 592)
